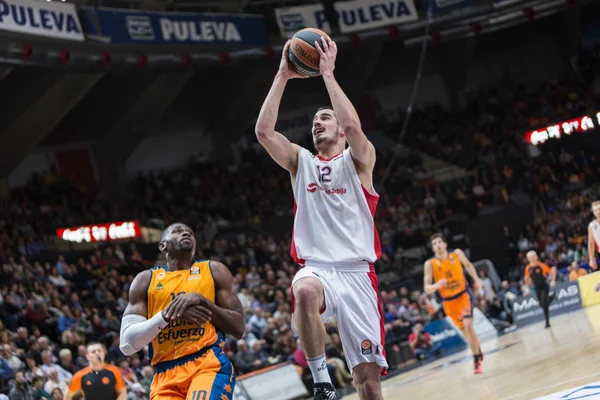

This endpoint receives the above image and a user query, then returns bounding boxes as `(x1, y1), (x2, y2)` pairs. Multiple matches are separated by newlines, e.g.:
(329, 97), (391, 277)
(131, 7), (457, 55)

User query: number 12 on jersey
(317, 165), (332, 183)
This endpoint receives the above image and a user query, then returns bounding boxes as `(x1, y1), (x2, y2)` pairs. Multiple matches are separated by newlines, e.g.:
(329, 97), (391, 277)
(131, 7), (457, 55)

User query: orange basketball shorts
(442, 290), (474, 330)
(150, 345), (235, 400)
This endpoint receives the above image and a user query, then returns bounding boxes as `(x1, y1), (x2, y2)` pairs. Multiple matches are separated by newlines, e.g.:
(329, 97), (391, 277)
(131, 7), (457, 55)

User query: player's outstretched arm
(255, 41), (302, 173)
(316, 37), (375, 169)
(455, 249), (482, 293)
(205, 261), (245, 339)
(119, 271), (168, 356)
(588, 225), (597, 270)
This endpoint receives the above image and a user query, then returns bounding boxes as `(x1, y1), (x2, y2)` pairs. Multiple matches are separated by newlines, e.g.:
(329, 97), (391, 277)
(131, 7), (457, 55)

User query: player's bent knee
(352, 362), (381, 384)
(293, 278), (324, 311)
(353, 364), (381, 400)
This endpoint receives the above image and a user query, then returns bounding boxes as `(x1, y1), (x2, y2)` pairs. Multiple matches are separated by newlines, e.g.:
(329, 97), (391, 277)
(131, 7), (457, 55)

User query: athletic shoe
(313, 382), (342, 400)
(473, 355), (483, 375)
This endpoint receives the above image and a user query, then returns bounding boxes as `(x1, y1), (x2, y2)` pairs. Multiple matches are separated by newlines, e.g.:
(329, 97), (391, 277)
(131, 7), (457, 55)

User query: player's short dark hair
(316, 105), (334, 113)
(160, 222), (188, 242)
(429, 233), (447, 246)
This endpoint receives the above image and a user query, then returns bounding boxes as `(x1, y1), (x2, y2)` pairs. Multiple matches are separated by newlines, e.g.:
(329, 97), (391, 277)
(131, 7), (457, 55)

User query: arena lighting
(21, 44), (32, 60)
(264, 47), (275, 59)
(59, 48), (70, 64)
(219, 52), (230, 66)
(525, 112), (598, 146)
(523, 7), (536, 20)
(137, 54), (148, 68)
(101, 51), (111, 67)
(56, 221), (141, 243)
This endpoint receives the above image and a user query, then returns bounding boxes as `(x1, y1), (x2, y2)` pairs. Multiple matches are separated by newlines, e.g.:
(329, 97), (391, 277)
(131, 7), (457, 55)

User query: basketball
(288, 28), (330, 77)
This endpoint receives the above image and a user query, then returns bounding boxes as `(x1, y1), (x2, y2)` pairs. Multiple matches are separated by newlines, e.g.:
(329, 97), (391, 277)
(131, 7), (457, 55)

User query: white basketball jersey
(589, 219), (600, 251)
(291, 148), (381, 266)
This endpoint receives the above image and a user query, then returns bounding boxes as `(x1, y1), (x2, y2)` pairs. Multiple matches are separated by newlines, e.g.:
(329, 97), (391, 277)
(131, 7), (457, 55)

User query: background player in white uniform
(255, 38), (387, 400)
(587, 200), (600, 271)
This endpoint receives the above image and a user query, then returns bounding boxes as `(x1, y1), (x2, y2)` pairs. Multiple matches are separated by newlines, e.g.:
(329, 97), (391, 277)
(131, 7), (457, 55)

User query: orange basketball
(288, 28), (330, 77)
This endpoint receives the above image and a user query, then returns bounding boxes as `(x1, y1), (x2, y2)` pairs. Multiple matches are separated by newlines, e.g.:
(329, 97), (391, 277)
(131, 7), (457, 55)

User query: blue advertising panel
(79, 7), (270, 46)
(424, 318), (466, 351)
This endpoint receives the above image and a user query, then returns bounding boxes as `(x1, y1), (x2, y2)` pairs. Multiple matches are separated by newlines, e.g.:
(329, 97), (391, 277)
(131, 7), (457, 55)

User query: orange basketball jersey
(431, 252), (467, 300)
(147, 261), (220, 366)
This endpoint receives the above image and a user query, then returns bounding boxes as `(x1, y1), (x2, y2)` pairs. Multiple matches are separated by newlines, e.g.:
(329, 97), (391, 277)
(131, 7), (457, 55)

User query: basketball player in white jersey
(255, 38), (387, 400)
(587, 200), (600, 271)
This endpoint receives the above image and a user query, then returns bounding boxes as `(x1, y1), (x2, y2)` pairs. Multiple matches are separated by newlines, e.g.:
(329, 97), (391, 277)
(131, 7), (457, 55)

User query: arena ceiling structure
(0, 0), (590, 191)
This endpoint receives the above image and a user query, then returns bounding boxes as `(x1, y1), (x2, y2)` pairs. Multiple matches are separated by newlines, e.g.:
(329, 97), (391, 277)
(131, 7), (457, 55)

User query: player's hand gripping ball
(287, 28), (331, 77)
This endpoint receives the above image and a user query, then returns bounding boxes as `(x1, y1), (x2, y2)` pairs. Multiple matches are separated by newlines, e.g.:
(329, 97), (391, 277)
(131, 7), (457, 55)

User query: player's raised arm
(589, 224), (597, 270)
(119, 271), (169, 356)
(315, 37), (375, 169)
(455, 249), (482, 293)
(255, 41), (304, 173)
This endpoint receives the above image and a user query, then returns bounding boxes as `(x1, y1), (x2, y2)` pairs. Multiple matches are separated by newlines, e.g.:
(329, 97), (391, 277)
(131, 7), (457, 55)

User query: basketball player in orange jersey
(423, 233), (484, 374)
(256, 37), (386, 400)
(587, 200), (600, 271)
(119, 223), (244, 400)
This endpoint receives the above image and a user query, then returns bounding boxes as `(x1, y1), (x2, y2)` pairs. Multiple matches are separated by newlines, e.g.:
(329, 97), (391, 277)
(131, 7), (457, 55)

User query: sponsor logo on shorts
(361, 340), (372, 355)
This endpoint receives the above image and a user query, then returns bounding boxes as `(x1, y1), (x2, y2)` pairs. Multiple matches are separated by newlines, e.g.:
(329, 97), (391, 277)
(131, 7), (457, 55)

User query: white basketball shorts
(291, 261), (389, 374)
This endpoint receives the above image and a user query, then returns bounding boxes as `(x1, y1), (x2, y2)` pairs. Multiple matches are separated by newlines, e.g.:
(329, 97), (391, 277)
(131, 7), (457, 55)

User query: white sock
(307, 353), (331, 384)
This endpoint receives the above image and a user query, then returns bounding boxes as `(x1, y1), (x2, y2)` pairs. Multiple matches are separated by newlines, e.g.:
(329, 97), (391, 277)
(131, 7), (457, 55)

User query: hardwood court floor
(344, 305), (600, 400)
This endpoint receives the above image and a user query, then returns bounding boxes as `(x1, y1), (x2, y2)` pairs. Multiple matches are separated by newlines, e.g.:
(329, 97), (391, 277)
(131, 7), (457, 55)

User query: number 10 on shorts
(190, 390), (207, 400)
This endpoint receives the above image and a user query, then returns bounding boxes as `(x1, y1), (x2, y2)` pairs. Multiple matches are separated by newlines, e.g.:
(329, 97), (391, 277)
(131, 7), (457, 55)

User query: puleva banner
(334, 0), (418, 33)
(0, 0), (84, 41)
(274, 3), (329, 39)
(274, 0), (417, 37)
(577, 271), (600, 308)
(79, 7), (269, 46)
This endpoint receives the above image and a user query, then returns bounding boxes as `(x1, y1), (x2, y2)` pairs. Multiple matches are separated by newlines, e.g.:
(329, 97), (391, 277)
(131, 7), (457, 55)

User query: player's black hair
(160, 222), (188, 242)
(429, 233), (447, 246)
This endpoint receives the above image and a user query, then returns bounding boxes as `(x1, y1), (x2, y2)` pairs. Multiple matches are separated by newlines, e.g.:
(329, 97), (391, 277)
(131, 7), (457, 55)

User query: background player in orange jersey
(423, 233), (484, 374)
(119, 223), (244, 400)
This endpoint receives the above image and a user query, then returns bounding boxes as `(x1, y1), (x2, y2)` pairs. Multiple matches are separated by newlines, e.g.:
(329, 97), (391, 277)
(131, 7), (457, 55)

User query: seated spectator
(40, 352), (71, 383)
(30, 376), (49, 400)
(408, 323), (442, 361)
(569, 261), (588, 281)
(42, 368), (68, 396)
(234, 340), (260, 374)
(8, 371), (30, 400)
